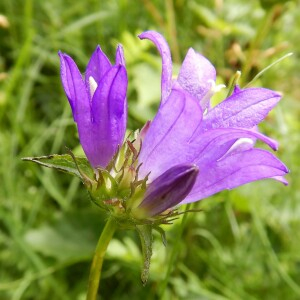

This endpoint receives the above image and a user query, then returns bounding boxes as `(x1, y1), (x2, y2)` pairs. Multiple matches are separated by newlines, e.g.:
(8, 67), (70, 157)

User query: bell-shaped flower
(25, 31), (289, 290)
(59, 45), (128, 168)
(137, 31), (288, 213)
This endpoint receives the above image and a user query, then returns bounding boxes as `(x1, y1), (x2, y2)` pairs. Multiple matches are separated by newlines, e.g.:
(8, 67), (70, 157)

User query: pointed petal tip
(58, 51), (67, 60)
(115, 44), (126, 66)
(58, 52), (75, 69)
(283, 165), (290, 174)
(138, 32), (145, 40)
(58, 52), (76, 65)
(138, 31), (165, 42)
(273, 175), (289, 185)
(93, 45), (103, 54)
(269, 138), (279, 151)
(58, 51), (65, 64)
(138, 31), (153, 40)
(116, 44), (123, 54)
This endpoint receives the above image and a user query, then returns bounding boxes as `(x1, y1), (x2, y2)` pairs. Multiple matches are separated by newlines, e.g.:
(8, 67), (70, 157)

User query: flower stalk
(86, 217), (117, 300)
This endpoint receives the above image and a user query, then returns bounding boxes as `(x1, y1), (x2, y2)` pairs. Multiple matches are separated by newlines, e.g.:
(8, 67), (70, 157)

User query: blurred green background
(0, 0), (300, 299)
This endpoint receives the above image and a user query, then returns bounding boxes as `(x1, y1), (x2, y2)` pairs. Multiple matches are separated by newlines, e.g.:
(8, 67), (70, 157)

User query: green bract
(23, 132), (179, 284)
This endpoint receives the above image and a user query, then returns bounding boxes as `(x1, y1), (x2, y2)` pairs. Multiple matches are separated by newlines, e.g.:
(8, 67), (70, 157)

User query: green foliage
(136, 225), (153, 285)
(22, 154), (94, 179)
(1, 0), (300, 299)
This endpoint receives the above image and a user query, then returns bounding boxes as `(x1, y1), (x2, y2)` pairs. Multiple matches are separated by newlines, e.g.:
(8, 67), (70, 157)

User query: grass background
(1, 0), (300, 299)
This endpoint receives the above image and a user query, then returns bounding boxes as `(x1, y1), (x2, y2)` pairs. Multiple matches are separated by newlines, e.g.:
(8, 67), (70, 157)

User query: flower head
(40, 31), (289, 286)
(58, 31), (287, 221)
(23, 30), (290, 290)
(135, 31), (288, 216)
(59, 45), (128, 168)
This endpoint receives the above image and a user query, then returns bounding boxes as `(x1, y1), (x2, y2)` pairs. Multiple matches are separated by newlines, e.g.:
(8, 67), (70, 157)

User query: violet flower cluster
(59, 31), (288, 220)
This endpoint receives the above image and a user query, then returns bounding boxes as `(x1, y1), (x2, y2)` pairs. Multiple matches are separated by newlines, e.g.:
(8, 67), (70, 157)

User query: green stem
(86, 217), (117, 300)
(159, 203), (192, 298)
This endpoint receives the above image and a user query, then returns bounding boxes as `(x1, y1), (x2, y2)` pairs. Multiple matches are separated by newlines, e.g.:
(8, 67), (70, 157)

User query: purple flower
(137, 31), (288, 215)
(59, 45), (128, 168)
(58, 31), (288, 220)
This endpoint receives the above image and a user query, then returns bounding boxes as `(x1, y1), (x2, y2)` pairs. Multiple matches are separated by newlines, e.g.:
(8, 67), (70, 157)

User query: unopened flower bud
(136, 164), (199, 218)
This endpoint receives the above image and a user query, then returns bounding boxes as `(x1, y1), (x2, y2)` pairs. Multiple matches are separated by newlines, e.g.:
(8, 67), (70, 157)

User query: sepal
(22, 154), (94, 182)
(136, 224), (153, 285)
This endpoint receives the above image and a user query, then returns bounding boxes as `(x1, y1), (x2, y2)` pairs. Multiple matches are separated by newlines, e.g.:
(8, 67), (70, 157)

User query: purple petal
(138, 164), (199, 217)
(232, 85), (242, 94)
(221, 137), (255, 157)
(177, 48), (216, 109)
(139, 31), (172, 105)
(221, 125), (261, 157)
(81, 65), (127, 168)
(139, 87), (202, 180)
(58, 51), (90, 123)
(190, 128), (279, 168)
(85, 45), (112, 92)
(115, 44), (126, 66)
(272, 176), (288, 185)
(182, 149), (289, 203)
(202, 87), (281, 130)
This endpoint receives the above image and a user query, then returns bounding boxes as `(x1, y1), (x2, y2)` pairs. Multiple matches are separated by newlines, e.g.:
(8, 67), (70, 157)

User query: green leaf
(136, 224), (153, 285)
(22, 154), (94, 179)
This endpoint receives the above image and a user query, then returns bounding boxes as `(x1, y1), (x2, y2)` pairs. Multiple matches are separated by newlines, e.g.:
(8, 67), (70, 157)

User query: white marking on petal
(209, 80), (226, 93)
(89, 76), (98, 98)
(225, 138), (255, 156)
(200, 80), (226, 109)
(216, 137), (255, 162)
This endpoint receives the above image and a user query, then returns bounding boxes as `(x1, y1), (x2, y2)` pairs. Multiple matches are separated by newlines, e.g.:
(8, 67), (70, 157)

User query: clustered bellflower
(59, 31), (288, 222)
(23, 30), (289, 296)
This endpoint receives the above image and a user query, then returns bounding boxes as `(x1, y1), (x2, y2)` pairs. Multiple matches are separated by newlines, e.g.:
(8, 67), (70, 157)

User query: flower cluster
(59, 31), (288, 223)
